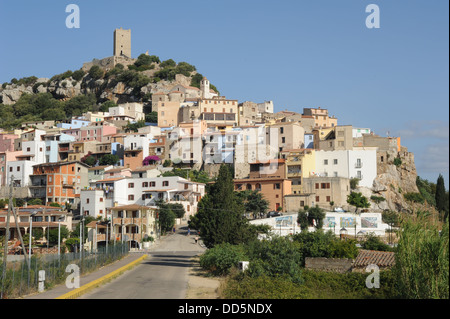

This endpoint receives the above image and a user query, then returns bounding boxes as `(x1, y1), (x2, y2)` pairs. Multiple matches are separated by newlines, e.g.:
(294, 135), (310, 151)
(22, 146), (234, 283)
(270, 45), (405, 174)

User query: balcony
(355, 162), (363, 168)
(124, 146), (143, 152)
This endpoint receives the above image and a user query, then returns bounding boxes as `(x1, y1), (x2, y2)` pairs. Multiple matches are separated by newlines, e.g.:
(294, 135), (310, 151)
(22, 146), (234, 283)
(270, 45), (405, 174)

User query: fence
(0, 242), (129, 299)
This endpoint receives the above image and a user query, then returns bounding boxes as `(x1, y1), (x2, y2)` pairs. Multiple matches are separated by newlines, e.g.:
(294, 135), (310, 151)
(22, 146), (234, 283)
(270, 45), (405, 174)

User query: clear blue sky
(0, 0), (448, 188)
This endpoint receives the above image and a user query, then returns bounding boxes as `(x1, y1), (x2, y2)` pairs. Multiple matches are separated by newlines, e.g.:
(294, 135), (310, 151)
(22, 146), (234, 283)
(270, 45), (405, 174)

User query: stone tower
(114, 28), (131, 58)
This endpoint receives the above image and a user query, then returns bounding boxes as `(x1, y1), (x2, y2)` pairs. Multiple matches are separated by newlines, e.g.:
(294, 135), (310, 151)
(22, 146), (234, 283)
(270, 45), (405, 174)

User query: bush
(244, 236), (303, 283)
(89, 65), (104, 80)
(403, 192), (425, 204)
(72, 69), (85, 81)
(200, 243), (247, 276)
(361, 233), (392, 252)
(394, 157), (402, 166)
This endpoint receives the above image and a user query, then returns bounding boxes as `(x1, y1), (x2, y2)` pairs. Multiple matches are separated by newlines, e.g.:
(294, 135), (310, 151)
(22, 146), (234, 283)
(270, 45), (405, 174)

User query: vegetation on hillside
(0, 53), (220, 130)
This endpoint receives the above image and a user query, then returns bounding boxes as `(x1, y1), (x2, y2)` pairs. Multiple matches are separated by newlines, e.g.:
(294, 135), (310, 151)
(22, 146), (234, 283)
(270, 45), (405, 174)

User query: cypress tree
(435, 174), (448, 221)
(189, 164), (252, 248)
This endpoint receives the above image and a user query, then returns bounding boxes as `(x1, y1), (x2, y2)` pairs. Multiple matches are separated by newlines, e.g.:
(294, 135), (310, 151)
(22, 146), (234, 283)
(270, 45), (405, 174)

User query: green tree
(89, 65), (104, 80)
(72, 69), (86, 81)
(297, 208), (309, 232)
(160, 59), (176, 69)
(188, 164), (254, 248)
(361, 233), (392, 251)
(237, 190), (269, 219)
(307, 206), (326, 229)
(347, 192), (371, 212)
(156, 200), (176, 233)
(145, 111), (157, 123)
(98, 154), (120, 166)
(436, 174), (448, 221)
(48, 226), (69, 244)
(167, 203), (186, 219)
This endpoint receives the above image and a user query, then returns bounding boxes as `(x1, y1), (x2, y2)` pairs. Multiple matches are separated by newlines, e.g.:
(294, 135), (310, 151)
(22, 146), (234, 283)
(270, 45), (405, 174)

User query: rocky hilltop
(0, 56), (215, 106)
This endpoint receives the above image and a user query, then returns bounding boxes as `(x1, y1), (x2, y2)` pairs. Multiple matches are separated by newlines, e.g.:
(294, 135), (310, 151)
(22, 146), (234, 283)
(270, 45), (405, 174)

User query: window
(162, 181), (169, 187)
(128, 183), (134, 188)
(315, 183), (319, 189)
(86, 198), (89, 204)
(324, 159), (328, 165)
(128, 195), (134, 200)
(142, 182), (148, 187)
(280, 127), (284, 134)
(274, 183), (281, 190)
(150, 182), (155, 187)
(316, 196), (320, 202)
(99, 198), (103, 202)
(333, 159), (338, 165)
(326, 196), (331, 202)
(281, 137), (285, 143)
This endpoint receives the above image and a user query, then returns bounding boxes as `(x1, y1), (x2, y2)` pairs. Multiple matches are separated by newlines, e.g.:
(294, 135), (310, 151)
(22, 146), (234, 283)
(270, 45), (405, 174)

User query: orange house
(234, 159), (292, 212)
(30, 161), (89, 205)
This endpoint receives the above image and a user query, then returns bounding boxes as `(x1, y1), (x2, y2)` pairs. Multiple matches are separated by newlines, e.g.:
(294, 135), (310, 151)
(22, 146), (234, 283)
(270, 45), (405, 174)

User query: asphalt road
(78, 227), (205, 299)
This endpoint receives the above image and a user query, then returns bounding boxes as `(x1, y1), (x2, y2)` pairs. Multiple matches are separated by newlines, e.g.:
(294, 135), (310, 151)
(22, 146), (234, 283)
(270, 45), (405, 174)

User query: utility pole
(11, 207), (29, 267)
(1, 176), (14, 298)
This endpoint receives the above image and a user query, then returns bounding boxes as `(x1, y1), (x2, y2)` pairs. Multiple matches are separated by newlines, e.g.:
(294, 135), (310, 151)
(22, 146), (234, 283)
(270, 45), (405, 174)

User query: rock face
(0, 73), (194, 106)
(362, 147), (433, 214)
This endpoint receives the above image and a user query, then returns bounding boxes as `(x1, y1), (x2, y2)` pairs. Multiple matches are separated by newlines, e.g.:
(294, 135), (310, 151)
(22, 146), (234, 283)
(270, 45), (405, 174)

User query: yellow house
(281, 149), (316, 194)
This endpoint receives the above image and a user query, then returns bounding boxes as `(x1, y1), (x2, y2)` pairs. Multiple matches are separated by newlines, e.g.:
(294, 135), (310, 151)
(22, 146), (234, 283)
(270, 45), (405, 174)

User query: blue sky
(0, 0), (448, 187)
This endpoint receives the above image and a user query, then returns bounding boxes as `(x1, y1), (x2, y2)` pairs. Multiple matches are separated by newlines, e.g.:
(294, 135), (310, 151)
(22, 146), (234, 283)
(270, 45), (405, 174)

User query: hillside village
(0, 28), (432, 252)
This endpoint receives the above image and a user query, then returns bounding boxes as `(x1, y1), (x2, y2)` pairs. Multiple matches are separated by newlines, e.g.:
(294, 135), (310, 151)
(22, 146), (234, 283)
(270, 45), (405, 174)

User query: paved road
(78, 227), (205, 299)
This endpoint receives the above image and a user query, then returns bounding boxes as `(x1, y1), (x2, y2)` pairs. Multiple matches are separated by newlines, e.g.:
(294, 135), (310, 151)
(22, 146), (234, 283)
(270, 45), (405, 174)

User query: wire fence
(0, 242), (129, 299)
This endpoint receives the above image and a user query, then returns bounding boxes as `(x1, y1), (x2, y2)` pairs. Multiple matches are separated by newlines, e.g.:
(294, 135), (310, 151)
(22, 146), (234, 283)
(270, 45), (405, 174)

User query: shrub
(244, 236), (304, 283)
(200, 243), (247, 276)
(89, 65), (104, 80)
(403, 192), (425, 204)
(72, 69), (86, 81)
(394, 157), (402, 167)
(361, 233), (392, 251)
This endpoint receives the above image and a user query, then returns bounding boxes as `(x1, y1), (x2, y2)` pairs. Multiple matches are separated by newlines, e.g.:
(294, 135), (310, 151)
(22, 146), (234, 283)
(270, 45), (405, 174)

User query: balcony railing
(124, 146), (143, 151)
(355, 162), (363, 168)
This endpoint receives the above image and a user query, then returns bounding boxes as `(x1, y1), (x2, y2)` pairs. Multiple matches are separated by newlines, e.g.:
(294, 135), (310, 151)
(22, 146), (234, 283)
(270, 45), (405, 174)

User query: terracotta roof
(169, 90), (183, 94)
(88, 165), (111, 171)
(353, 250), (395, 268)
(95, 177), (126, 182)
(249, 159), (285, 165)
(86, 221), (108, 229)
(110, 204), (153, 211)
(153, 92), (165, 95)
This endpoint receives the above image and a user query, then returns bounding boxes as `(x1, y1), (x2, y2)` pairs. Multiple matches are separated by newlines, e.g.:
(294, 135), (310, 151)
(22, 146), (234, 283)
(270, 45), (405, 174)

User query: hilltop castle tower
(114, 27), (131, 58)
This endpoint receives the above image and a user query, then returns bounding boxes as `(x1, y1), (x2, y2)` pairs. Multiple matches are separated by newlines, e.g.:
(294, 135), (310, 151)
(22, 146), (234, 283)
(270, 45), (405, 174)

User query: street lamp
(357, 230), (365, 242)
(340, 227), (348, 240)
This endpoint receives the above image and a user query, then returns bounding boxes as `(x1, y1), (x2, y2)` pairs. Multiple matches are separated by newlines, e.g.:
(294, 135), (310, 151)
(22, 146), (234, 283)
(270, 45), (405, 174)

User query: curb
(55, 254), (148, 299)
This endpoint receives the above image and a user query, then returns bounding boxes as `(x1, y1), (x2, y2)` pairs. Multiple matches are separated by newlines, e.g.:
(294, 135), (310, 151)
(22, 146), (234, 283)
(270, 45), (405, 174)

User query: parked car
(266, 211), (282, 218)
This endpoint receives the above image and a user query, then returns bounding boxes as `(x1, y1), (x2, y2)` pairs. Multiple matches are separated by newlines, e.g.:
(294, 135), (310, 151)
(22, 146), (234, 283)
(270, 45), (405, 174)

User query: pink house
(0, 133), (19, 153)
(79, 122), (117, 142)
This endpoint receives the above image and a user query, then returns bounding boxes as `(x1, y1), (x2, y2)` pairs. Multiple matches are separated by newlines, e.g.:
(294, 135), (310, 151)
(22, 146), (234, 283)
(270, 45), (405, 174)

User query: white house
(80, 176), (205, 220)
(314, 148), (377, 188)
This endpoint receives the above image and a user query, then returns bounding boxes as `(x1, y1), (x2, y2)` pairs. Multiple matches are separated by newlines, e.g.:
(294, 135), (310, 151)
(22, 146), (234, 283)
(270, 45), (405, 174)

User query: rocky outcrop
(361, 148), (433, 214)
(1, 72), (195, 106)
